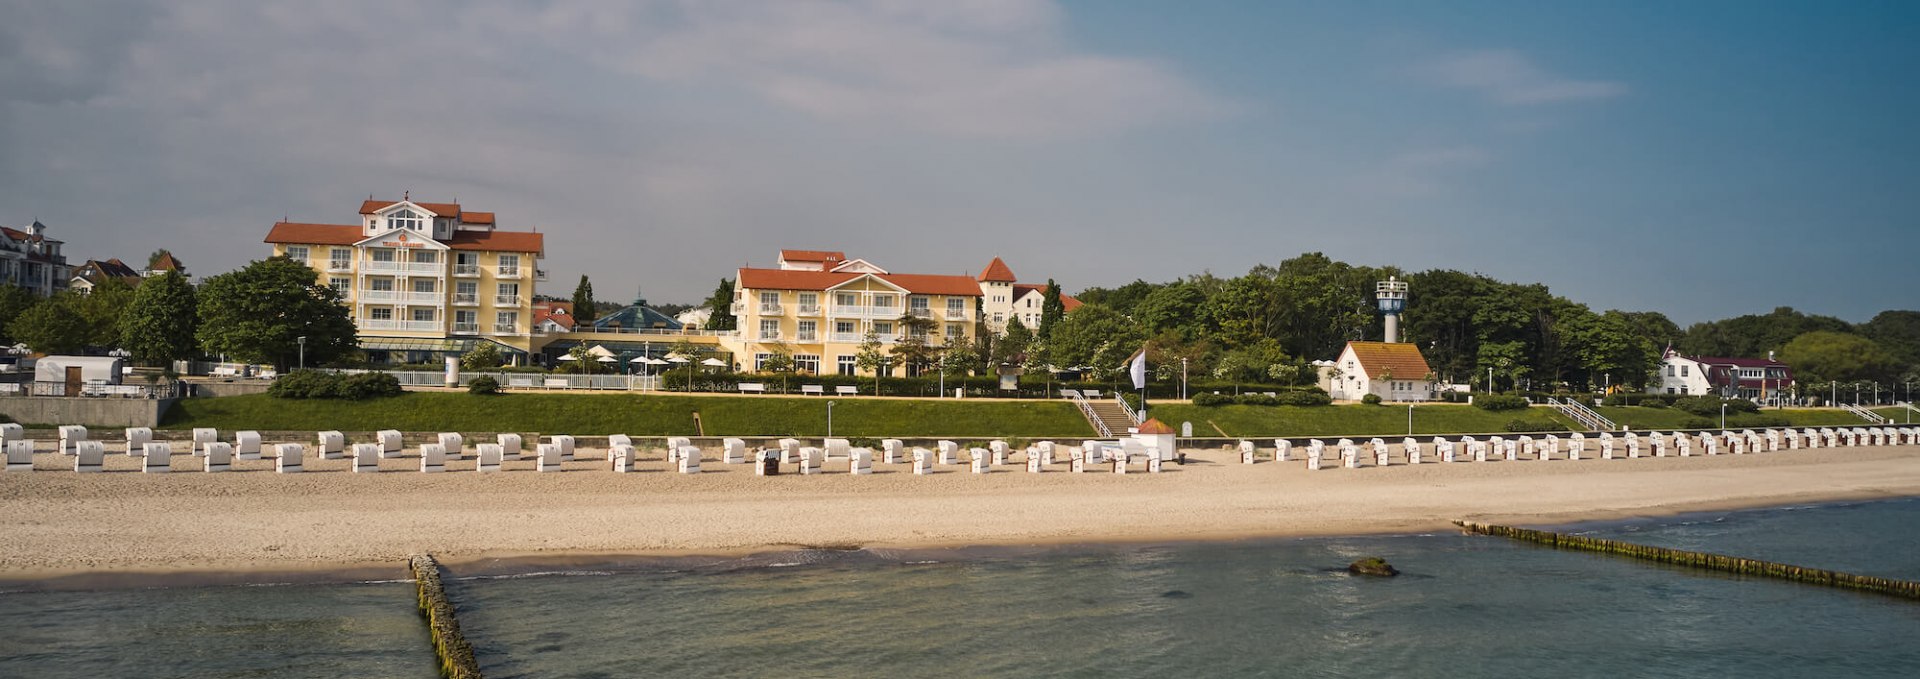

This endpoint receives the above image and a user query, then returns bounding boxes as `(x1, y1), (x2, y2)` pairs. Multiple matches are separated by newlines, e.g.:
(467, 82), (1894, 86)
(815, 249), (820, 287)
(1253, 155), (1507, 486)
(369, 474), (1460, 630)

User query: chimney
(1768, 350), (1775, 362)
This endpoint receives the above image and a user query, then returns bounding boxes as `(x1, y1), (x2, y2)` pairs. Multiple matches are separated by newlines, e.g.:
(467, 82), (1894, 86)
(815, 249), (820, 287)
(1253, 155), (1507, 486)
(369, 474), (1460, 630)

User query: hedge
(1473, 394), (1530, 411)
(268, 370), (403, 400)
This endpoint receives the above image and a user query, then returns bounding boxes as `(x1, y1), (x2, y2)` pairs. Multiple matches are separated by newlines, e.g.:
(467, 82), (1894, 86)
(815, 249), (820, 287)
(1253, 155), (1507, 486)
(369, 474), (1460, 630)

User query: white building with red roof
(978, 256), (1079, 333)
(263, 195), (545, 361)
(0, 221), (71, 296)
(1658, 349), (1794, 403)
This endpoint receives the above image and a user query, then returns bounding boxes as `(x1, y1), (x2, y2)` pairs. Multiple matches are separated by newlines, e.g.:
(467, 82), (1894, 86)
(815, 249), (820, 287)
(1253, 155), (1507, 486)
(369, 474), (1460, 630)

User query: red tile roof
(1136, 418), (1176, 434)
(978, 257), (1017, 282)
(1345, 342), (1433, 381)
(264, 222), (543, 253)
(737, 268), (981, 297)
(1012, 283), (1081, 312)
(359, 200), (463, 216)
(780, 249), (845, 264)
(148, 251), (183, 272)
(462, 211), (495, 225)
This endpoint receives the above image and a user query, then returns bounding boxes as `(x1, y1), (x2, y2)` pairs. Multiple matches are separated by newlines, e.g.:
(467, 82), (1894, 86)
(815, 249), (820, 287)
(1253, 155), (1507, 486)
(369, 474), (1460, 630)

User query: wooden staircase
(1085, 399), (1136, 436)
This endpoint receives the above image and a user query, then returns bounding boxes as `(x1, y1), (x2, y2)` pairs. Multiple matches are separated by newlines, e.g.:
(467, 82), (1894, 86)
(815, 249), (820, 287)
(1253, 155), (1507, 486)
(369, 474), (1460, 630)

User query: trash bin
(761, 452), (780, 476)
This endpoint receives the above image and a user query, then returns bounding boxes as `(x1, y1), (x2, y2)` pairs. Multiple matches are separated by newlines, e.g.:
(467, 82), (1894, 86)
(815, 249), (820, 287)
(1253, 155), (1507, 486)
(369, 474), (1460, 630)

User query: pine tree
(702, 278), (737, 331)
(1038, 279), (1065, 340)
(571, 275), (598, 325)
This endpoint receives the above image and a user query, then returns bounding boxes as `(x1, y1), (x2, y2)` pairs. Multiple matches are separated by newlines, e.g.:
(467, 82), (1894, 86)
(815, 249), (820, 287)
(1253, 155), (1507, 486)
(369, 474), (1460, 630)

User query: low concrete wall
(188, 381), (273, 398)
(0, 395), (179, 428)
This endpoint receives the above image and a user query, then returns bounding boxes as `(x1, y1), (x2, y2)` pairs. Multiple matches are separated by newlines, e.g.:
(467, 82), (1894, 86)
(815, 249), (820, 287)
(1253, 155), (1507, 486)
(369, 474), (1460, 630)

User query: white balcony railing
(497, 267), (520, 278)
(830, 332), (861, 343)
(756, 333), (783, 342)
(493, 323), (521, 334)
(360, 319), (440, 332)
(453, 265), (480, 277)
(326, 260), (353, 273)
(759, 304), (784, 315)
(362, 260), (442, 275)
(908, 308), (933, 318)
(359, 290), (442, 305)
(496, 295), (522, 306)
(452, 323), (480, 334)
(795, 333), (818, 342)
(831, 305), (902, 319)
(796, 305), (822, 316)
(453, 293), (478, 305)
(944, 309), (969, 321)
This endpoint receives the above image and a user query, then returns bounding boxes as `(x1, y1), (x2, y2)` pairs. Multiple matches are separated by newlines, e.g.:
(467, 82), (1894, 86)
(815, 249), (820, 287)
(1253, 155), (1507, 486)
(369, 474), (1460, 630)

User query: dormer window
(389, 209), (424, 232)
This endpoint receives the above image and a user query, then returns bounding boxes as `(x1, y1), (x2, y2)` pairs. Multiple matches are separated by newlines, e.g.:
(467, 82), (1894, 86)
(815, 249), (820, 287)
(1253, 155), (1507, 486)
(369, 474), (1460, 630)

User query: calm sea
(6, 499), (1920, 678)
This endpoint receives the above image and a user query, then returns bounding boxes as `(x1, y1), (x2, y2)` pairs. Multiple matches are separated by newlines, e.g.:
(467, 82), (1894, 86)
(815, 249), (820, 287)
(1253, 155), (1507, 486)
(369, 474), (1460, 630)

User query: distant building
(143, 251), (186, 278)
(0, 221), (72, 296)
(590, 297), (684, 333)
(532, 300), (576, 333)
(70, 258), (143, 294)
(1320, 341), (1437, 402)
(1659, 349), (1793, 403)
(264, 195), (545, 363)
(977, 257), (1078, 333)
(727, 249), (983, 376)
(676, 307), (712, 329)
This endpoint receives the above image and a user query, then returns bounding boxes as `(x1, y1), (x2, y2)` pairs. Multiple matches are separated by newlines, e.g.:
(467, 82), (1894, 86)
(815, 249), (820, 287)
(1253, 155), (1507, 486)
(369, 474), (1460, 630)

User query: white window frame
(285, 246), (310, 261)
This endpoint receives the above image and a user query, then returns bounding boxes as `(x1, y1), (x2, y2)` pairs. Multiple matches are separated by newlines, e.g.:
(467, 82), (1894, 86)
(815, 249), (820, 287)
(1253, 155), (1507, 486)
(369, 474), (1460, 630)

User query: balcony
(759, 303), (784, 316)
(362, 260), (442, 275)
(359, 290), (442, 305)
(497, 267), (520, 278)
(496, 295), (522, 307)
(756, 332), (784, 342)
(831, 305), (902, 319)
(829, 332), (861, 343)
(452, 323), (480, 334)
(908, 308), (934, 319)
(360, 319), (440, 332)
(796, 304), (822, 316)
(453, 265), (480, 277)
(795, 333), (819, 342)
(944, 309), (969, 321)
(535, 269), (548, 282)
(453, 293), (478, 306)
(492, 323), (522, 335)
(326, 260), (353, 273)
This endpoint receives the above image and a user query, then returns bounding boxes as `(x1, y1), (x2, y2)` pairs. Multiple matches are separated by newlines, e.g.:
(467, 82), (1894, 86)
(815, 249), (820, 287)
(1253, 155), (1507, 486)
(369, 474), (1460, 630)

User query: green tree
(702, 278), (736, 331)
(72, 278), (138, 347)
(1047, 303), (1144, 377)
(854, 330), (887, 391)
(12, 297), (89, 354)
(119, 271), (199, 364)
(759, 351), (794, 391)
(570, 275), (598, 325)
(0, 284), (37, 345)
(941, 339), (982, 377)
(992, 315), (1034, 368)
(460, 342), (502, 371)
(1779, 331), (1901, 385)
(1136, 282), (1205, 339)
(197, 257), (357, 369)
(1859, 310), (1920, 371)
(889, 314), (938, 375)
(1680, 307), (1851, 358)
(1037, 279), (1066, 340)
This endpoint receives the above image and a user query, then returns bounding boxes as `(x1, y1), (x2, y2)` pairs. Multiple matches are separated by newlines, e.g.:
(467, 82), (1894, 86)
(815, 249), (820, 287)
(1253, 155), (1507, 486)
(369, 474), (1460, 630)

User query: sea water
(5, 500), (1919, 678)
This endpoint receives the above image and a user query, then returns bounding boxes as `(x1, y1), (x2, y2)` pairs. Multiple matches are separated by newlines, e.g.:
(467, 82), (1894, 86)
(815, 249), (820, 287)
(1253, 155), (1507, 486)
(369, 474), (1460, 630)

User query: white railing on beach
(1841, 403), (1891, 424)
(1546, 397), (1616, 432)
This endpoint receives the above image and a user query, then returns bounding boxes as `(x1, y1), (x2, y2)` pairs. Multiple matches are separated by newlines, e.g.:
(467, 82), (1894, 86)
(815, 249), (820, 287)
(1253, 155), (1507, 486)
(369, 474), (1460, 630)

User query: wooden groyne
(1455, 521), (1920, 601)
(409, 554), (483, 679)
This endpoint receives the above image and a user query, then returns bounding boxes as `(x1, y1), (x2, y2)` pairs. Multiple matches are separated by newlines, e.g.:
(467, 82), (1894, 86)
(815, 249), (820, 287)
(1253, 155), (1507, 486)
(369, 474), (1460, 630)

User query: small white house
(1318, 341), (1435, 402)
(34, 355), (125, 385)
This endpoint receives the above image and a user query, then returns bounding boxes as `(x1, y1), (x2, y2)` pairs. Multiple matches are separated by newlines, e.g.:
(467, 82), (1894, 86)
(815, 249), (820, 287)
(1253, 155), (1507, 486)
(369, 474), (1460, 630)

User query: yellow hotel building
(725, 250), (987, 376)
(264, 197), (544, 363)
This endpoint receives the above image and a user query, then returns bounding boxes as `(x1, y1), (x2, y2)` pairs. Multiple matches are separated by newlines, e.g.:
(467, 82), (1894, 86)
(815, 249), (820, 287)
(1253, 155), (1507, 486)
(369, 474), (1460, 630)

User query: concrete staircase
(1085, 399), (1136, 436)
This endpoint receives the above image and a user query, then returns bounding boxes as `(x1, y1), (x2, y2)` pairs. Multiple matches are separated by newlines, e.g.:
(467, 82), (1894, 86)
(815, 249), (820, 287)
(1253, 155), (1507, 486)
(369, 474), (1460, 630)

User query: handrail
(1546, 397), (1617, 432)
(1068, 391), (1110, 437)
(1113, 392), (1141, 425)
(1840, 403), (1891, 424)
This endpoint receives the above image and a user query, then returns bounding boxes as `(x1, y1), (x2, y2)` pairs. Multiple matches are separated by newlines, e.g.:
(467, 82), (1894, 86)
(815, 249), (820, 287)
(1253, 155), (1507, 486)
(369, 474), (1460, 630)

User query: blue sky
(2, 1), (1913, 324)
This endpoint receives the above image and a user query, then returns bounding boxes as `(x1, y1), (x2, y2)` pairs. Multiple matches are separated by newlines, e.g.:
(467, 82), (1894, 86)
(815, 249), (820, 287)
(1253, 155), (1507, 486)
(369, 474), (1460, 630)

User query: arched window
(389, 209), (424, 231)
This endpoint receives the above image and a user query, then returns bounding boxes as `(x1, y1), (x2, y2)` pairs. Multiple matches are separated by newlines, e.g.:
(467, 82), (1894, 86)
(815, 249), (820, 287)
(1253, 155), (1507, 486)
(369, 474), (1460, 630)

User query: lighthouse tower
(1376, 277), (1408, 343)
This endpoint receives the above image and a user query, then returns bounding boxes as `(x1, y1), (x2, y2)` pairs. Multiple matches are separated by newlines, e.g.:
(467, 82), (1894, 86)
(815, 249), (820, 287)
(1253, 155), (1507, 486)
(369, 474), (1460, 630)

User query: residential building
(1658, 349), (1794, 403)
(70, 258), (143, 294)
(1320, 341), (1437, 402)
(725, 250), (982, 376)
(143, 251), (186, 278)
(0, 221), (72, 296)
(977, 257), (1079, 333)
(264, 196), (545, 363)
(532, 300), (577, 333)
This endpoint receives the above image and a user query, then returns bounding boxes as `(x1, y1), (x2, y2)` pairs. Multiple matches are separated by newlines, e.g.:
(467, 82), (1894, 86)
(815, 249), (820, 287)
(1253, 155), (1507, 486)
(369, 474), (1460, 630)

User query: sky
(2, 0), (1914, 325)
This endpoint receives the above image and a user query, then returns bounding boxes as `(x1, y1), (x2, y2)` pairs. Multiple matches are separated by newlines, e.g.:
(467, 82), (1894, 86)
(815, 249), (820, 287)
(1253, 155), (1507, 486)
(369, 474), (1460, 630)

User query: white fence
(325, 369), (663, 391)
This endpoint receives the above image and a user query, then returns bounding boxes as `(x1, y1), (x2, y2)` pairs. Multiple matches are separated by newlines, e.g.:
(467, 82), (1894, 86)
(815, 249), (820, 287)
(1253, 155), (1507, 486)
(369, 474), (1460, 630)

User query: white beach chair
(378, 430), (404, 458)
(276, 444), (304, 473)
(317, 431), (345, 459)
(58, 425), (88, 456)
(74, 440), (104, 472)
(235, 431), (262, 460)
(882, 439), (905, 464)
(475, 444), (504, 472)
(4, 439), (33, 471)
(192, 428), (218, 457)
(849, 449), (873, 475)
(537, 443), (563, 472)
(352, 443), (380, 472)
(204, 442), (233, 472)
(420, 443), (447, 473)
(439, 432), (465, 460)
(498, 433), (524, 461)
(723, 438), (747, 464)
(913, 448), (933, 475)
(142, 442), (171, 473)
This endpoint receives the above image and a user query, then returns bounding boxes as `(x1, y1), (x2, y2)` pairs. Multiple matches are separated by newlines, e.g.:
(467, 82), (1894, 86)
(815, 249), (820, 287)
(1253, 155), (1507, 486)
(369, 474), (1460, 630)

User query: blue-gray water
(6, 499), (1920, 678)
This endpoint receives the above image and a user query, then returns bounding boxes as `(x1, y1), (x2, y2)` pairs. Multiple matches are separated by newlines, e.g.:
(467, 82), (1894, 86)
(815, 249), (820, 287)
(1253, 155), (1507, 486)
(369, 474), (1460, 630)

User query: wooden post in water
(409, 554), (483, 679)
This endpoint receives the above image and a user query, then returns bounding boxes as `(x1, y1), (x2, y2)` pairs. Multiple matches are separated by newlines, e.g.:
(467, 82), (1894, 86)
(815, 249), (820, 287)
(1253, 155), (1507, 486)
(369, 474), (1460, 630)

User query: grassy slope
(1597, 407), (1884, 430)
(163, 393), (1095, 438)
(1146, 403), (1574, 438)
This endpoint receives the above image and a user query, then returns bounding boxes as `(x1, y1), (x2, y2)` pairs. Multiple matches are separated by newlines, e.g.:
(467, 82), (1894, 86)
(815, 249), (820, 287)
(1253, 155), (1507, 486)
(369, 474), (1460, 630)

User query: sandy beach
(4, 441), (1920, 581)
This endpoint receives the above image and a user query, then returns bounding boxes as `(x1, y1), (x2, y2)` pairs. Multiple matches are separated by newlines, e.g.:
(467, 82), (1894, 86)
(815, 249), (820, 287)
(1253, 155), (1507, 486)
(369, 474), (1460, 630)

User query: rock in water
(1348, 556), (1400, 577)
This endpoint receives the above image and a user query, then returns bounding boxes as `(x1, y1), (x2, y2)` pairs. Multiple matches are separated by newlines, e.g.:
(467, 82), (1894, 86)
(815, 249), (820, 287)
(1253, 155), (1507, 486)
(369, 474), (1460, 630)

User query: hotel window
(837, 356), (857, 376)
(754, 353), (772, 371)
(798, 292), (818, 310)
(389, 209), (424, 231)
(329, 277), (349, 293)
(498, 254), (520, 276)
(872, 295), (896, 311)
(455, 310), (477, 328)
(873, 321), (893, 336)
(412, 249), (437, 264)
(369, 278), (395, 292)
(1681, 365), (1688, 377)
(370, 248), (396, 262)
(835, 320), (856, 336)
(330, 248), (352, 269)
(497, 282), (520, 303)
(836, 292), (858, 308)
(947, 298), (964, 315)
(455, 252), (478, 274)
(412, 308), (435, 323)
(993, 312), (1004, 323)
(370, 308), (393, 321)
(496, 311), (518, 330)
(760, 319), (780, 339)
(797, 320), (817, 341)
(412, 279), (435, 294)
(1667, 365), (1674, 376)
(947, 323), (964, 338)
(285, 246), (309, 261)
(909, 296), (930, 315)
(760, 291), (781, 309)
(795, 354), (820, 374)
(456, 281), (477, 302)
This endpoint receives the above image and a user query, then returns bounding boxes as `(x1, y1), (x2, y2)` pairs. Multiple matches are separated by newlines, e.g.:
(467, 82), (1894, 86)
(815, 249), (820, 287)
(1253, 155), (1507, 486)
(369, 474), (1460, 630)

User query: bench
(800, 384), (825, 396)
(508, 378), (535, 389)
(737, 383), (767, 394)
(834, 385), (858, 396)
(543, 378), (569, 389)
(1060, 389), (1081, 399)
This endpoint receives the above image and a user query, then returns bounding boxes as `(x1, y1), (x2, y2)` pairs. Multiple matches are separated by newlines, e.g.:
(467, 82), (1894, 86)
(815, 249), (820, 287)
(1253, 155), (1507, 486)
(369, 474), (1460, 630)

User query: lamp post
(1181, 357), (1189, 401)
(827, 400), (835, 437)
(297, 336), (307, 370)
(1407, 403), (1414, 436)
(1720, 402), (1727, 430)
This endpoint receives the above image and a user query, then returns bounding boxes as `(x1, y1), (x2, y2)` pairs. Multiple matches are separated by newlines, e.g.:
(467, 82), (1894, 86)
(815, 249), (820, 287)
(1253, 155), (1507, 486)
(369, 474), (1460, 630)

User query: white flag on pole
(1126, 345), (1148, 391)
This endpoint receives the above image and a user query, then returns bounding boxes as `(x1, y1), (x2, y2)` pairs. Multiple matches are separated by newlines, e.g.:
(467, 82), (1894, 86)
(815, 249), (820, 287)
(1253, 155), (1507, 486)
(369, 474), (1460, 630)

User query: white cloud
(1416, 49), (1626, 105)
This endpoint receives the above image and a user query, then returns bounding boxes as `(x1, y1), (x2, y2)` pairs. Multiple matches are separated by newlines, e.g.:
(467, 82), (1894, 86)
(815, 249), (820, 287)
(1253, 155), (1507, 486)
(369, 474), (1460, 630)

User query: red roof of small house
(1344, 342), (1433, 381)
(978, 257), (1017, 283)
(780, 249), (845, 263)
(148, 251), (183, 272)
(359, 200), (464, 216)
(736, 268), (982, 297)
(1012, 283), (1082, 312)
(532, 305), (575, 330)
(461, 211), (495, 225)
(1136, 418), (1176, 435)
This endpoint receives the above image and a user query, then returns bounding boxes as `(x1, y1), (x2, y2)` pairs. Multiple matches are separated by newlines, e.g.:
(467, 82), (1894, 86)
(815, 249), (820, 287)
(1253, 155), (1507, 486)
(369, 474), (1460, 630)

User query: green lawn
(162, 393), (1095, 438)
(1146, 403), (1575, 438)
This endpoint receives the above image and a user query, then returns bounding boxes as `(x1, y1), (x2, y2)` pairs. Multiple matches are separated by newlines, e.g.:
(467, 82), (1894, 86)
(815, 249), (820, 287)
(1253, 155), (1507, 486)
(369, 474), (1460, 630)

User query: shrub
(1680, 418), (1716, 430)
(1274, 390), (1332, 406)
(1361, 393), (1383, 405)
(467, 375), (501, 395)
(1673, 396), (1759, 417)
(341, 372), (403, 399)
(1505, 419), (1569, 433)
(269, 370), (401, 400)
(1473, 394), (1530, 411)
(1193, 393), (1235, 407)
